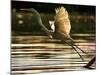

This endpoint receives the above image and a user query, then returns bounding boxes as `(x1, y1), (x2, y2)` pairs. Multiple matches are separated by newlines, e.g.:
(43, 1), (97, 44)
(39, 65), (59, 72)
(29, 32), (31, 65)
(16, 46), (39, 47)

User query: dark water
(11, 33), (96, 74)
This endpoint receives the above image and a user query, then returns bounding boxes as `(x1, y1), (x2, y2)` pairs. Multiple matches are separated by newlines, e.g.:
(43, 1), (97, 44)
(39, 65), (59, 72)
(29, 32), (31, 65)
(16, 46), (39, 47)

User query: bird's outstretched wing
(54, 6), (71, 37)
(54, 6), (88, 61)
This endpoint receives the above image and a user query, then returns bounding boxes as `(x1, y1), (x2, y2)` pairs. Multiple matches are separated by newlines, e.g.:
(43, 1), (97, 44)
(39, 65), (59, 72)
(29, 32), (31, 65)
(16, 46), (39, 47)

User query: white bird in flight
(49, 6), (88, 61)
(20, 7), (88, 61)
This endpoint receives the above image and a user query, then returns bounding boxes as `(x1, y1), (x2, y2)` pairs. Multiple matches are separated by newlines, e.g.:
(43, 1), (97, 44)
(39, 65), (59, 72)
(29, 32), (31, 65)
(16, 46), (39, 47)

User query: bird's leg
(53, 33), (85, 61)
(62, 40), (85, 61)
(67, 36), (88, 54)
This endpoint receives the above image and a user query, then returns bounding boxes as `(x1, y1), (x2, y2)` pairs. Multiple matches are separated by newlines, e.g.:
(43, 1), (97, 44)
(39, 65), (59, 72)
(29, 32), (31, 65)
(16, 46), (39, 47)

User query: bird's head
(49, 20), (55, 32)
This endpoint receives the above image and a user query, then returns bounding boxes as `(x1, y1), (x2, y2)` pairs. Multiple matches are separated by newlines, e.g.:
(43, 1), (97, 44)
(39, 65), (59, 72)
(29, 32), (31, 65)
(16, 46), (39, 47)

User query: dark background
(12, 1), (95, 14)
(11, 1), (96, 34)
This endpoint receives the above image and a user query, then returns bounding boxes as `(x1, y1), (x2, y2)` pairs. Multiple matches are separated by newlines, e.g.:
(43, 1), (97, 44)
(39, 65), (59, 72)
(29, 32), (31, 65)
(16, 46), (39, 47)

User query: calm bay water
(11, 33), (96, 74)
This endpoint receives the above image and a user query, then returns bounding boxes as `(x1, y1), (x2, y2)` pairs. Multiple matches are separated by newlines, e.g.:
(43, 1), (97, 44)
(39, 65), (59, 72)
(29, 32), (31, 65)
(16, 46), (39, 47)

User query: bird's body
(52, 6), (88, 61)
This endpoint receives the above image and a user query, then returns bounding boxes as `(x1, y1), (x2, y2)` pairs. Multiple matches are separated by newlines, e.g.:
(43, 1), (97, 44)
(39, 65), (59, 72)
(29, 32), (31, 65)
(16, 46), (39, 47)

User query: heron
(49, 6), (88, 61)
(20, 7), (88, 61)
